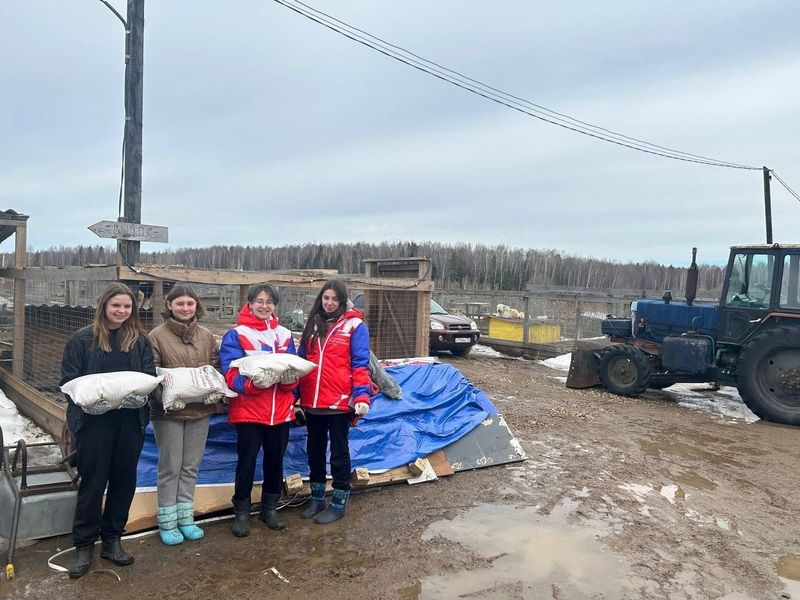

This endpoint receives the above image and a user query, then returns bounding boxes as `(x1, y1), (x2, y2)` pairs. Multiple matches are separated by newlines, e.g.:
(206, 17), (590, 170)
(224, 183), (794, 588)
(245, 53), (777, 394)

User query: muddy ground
(5, 350), (800, 600)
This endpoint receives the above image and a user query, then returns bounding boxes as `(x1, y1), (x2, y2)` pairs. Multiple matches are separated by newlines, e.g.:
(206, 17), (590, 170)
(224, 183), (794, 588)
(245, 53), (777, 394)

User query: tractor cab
(717, 244), (800, 345)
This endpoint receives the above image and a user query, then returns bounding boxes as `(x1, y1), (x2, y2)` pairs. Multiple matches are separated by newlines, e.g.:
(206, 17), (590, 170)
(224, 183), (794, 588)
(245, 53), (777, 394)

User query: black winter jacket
(60, 325), (157, 434)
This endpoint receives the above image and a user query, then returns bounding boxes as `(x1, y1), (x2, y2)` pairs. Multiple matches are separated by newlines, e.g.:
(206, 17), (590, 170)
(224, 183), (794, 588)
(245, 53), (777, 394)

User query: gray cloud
(1, 0), (798, 265)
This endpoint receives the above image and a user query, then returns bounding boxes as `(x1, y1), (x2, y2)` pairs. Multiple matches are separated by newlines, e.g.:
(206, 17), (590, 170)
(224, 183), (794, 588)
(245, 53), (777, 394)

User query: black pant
(72, 409), (145, 547)
(306, 412), (352, 491)
(233, 422), (290, 499)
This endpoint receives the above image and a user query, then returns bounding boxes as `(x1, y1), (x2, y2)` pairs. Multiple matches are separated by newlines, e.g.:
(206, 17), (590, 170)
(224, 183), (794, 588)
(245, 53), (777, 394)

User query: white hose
(47, 495), (304, 573)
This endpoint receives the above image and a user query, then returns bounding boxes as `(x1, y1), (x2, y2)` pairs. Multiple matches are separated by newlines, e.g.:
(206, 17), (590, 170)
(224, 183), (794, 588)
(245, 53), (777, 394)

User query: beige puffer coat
(148, 317), (227, 420)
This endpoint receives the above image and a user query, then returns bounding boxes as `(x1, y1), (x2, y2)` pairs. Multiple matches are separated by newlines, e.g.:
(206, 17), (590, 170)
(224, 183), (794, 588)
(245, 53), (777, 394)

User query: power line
(273, 0), (761, 171)
(287, 0), (753, 170)
(772, 170), (800, 203)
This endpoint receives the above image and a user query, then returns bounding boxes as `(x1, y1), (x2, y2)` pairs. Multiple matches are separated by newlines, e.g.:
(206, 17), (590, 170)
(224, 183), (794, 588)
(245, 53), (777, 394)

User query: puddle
(420, 504), (632, 599)
(674, 471), (717, 491)
(778, 555), (800, 580)
(778, 555), (800, 597)
(399, 581), (423, 599)
(638, 439), (741, 467)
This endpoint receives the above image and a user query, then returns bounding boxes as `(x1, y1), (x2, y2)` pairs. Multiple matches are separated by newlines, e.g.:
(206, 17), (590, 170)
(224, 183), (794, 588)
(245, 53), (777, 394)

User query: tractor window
(725, 253), (774, 308)
(779, 253), (800, 309)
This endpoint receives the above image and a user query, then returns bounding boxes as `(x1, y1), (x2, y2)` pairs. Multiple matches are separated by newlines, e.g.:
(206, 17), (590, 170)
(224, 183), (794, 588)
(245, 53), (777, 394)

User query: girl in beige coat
(148, 284), (225, 545)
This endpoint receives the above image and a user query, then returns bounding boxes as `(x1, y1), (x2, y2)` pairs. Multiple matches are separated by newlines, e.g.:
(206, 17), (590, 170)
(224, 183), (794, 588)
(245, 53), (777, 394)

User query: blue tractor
(568, 244), (800, 425)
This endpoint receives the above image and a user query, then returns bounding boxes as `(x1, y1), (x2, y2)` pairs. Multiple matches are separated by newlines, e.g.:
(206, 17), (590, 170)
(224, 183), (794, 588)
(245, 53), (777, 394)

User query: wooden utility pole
(763, 166), (773, 245)
(119, 0), (145, 266)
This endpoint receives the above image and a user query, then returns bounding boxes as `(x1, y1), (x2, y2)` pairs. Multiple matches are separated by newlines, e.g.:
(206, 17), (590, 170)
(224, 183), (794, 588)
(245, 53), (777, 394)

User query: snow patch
(0, 389), (54, 445)
(659, 484), (680, 504)
(618, 483), (653, 503)
(471, 344), (524, 360)
(540, 353), (572, 371)
(669, 385), (759, 423)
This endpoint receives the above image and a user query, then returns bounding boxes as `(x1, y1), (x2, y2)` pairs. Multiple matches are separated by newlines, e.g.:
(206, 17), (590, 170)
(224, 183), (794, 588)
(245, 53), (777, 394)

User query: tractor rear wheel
(598, 344), (652, 396)
(737, 326), (800, 425)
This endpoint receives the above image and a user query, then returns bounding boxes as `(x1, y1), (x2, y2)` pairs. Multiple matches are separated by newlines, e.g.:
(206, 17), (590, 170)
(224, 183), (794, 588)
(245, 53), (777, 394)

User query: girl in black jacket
(60, 282), (156, 579)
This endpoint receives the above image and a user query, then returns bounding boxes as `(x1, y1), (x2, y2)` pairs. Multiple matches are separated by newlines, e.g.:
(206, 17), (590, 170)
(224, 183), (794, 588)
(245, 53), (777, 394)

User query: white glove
(354, 402), (370, 416)
(278, 370), (297, 385)
(251, 371), (276, 389)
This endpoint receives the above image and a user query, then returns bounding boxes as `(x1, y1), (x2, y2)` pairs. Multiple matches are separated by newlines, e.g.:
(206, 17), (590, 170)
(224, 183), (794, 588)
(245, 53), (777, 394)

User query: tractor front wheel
(598, 344), (652, 396)
(737, 326), (800, 425)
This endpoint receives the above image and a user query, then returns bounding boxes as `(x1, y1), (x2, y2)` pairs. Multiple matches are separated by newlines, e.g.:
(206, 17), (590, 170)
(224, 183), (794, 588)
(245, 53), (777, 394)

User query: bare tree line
(10, 242), (725, 293)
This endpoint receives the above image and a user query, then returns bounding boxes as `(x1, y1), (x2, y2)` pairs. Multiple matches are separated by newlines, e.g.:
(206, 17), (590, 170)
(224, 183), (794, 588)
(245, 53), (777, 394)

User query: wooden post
(12, 221), (27, 378)
(522, 294), (530, 345)
(119, 0), (145, 266)
(416, 258), (432, 358)
(151, 280), (164, 314)
(574, 300), (583, 342)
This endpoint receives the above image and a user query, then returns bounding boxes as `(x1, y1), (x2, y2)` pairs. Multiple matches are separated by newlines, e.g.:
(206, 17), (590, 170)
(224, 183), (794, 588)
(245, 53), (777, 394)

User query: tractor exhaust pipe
(685, 247), (698, 307)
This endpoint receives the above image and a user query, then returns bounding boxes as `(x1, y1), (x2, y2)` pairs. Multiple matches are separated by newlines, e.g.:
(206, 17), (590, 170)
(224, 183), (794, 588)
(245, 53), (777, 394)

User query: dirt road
(5, 350), (800, 599)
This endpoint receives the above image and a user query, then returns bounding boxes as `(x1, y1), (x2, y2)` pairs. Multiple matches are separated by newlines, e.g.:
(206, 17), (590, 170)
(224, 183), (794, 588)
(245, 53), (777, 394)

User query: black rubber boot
(300, 482), (327, 520)
(231, 497), (251, 538)
(259, 493), (286, 530)
(68, 545), (94, 579)
(100, 537), (134, 566)
(314, 488), (349, 525)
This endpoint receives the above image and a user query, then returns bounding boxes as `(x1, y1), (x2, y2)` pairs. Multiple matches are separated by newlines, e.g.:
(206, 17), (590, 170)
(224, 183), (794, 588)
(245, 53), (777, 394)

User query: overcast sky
(2, 1), (799, 266)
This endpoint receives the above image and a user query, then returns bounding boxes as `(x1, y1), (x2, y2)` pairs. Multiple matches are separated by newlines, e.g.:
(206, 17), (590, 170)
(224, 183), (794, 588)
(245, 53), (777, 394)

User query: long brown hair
(161, 284), (206, 320)
(93, 282), (144, 352)
(299, 279), (348, 350)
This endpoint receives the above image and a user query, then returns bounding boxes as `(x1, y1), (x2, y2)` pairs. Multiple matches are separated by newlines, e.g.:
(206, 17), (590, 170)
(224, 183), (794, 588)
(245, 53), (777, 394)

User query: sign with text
(88, 220), (168, 243)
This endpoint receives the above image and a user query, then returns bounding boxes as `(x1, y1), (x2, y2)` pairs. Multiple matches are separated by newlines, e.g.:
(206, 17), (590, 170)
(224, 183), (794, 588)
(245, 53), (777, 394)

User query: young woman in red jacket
(297, 279), (372, 524)
(220, 283), (297, 536)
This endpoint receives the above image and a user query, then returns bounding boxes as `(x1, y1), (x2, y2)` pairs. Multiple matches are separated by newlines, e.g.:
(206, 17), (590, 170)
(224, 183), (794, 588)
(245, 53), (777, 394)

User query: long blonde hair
(92, 282), (143, 352)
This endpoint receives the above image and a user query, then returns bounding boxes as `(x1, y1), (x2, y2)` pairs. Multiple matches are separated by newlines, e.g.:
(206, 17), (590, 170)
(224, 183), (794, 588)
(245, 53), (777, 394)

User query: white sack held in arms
(229, 354), (316, 389)
(60, 371), (163, 415)
(157, 365), (237, 412)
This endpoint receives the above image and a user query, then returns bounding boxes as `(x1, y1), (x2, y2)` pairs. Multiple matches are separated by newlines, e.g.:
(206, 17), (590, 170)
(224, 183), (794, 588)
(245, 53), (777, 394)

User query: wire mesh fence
(4, 271), (722, 400)
(433, 287), (719, 353)
(4, 277), (428, 400)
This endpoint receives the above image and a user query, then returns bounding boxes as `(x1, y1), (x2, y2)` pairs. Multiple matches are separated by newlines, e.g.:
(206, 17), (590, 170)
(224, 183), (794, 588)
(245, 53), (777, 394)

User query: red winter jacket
(220, 305), (297, 426)
(297, 307), (372, 412)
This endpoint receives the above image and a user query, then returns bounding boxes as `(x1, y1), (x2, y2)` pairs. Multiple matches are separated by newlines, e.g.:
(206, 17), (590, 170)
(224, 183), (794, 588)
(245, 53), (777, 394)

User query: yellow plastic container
(487, 316), (561, 343)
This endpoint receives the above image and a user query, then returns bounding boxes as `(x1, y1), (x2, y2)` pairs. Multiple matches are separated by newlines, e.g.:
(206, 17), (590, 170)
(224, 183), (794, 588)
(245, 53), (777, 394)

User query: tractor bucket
(565, 340), (606, 389)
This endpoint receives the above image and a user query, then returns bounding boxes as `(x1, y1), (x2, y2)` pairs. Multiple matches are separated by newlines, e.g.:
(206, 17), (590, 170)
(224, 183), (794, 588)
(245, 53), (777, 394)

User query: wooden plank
(479, 336), (569, 360)
(118, 265), (434, 291)
(365, 465), (416, 485)
(426, 450), (454, 477)
(0, 266), (118, 282)
(0, 367), (66, 441)
(524, 285), (718, 303)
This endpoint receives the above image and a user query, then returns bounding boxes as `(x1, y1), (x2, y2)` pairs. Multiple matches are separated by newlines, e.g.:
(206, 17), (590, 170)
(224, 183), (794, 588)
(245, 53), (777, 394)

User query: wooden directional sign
(88, 220), (168, 243)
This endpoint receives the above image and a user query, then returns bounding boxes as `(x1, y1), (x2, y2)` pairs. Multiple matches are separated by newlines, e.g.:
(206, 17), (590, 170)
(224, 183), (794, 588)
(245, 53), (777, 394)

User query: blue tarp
(136, 362), (496, 488)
